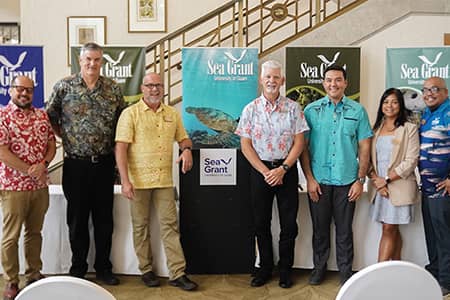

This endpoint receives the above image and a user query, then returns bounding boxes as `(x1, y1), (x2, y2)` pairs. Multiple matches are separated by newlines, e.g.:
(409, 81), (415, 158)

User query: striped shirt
(419, 98), (450, 197)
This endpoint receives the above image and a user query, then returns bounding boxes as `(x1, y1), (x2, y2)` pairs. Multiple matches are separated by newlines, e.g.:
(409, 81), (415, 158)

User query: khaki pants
(0, 188), (49, 284)
(131, 187), (186, 280)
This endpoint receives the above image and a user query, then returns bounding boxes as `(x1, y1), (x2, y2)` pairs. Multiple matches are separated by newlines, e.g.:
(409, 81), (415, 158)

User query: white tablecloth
(271, 192), (428, 270)
(0, 185), (169, 276)
(0, 186), (428, 276)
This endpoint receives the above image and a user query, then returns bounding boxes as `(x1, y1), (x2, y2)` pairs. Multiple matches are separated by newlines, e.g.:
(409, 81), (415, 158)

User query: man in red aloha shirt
(0, 75), (56, 300)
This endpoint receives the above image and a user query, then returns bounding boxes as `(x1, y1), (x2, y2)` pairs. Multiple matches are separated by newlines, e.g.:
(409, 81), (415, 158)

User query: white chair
(15, 276), (116, 300)
(336, 261), (442, 300)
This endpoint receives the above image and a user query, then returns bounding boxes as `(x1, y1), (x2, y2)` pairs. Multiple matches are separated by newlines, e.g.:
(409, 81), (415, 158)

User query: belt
(65, 153), (112, 164)
(261, 159), (285, 169)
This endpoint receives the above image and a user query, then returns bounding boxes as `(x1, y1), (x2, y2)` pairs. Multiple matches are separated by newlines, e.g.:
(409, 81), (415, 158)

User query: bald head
(422, 76), (449, 111)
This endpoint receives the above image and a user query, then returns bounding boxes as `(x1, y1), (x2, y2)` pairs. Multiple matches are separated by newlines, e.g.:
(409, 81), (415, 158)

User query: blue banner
(0, 45), (44, 108)
(182, 47), (258, 149)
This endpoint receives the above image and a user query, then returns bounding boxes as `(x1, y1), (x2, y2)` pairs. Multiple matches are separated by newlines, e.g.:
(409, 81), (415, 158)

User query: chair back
(15, 276), (116, 300)
(336, 261), (441, 300)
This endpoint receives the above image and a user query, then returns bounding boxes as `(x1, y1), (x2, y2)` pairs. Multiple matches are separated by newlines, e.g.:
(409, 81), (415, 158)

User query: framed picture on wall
(67, 16), (106, 65)
(0, 23), (20, 44)
(128, 0), (166, 32)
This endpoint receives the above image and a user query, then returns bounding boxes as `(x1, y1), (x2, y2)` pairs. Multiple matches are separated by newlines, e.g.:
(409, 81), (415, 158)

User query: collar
(7, 101), (36, 113)
(139, 98), (164, 112)
(323, 95), (349, 106)
(425, 98), (450, 116)
(260, 93), (282, 108)
(75, 72), (103, 89)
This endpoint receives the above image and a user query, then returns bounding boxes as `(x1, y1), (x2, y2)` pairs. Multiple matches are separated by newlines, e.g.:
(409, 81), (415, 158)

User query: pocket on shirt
(343, 117), (358, 137)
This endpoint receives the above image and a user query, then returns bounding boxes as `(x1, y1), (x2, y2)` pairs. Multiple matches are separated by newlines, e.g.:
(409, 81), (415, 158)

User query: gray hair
(80, 42), (103, 57)
(260, 60), (283, 78)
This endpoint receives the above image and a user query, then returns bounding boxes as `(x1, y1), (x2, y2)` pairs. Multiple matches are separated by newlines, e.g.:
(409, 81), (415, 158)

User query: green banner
(71, 46), (145, 103)
(386, 47), (450, 116)
(285, 47), (361, 109)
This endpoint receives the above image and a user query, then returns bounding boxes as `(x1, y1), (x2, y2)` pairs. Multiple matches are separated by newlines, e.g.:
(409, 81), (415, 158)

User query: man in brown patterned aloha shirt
(46, 42), (126, 285)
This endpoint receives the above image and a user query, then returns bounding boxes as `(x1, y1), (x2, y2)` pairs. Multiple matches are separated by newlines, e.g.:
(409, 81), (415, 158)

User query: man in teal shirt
(300, 65), (372, 285)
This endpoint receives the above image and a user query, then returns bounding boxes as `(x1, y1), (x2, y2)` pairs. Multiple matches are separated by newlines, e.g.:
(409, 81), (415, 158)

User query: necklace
(386, 126), (396, 132)
(381, 120), (396, 132)
(383, 124), (396, 132)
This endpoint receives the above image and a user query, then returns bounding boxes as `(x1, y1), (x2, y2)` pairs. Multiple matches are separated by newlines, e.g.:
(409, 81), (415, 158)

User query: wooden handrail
(50, 0), (368, 172)
(144, 0), (367, 105)
(146, 0), (243, 51)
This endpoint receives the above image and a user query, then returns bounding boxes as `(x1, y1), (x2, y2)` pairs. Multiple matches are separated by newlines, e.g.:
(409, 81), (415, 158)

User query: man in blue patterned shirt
(419, 76), (450, 296)
(47, 42), (126, 285)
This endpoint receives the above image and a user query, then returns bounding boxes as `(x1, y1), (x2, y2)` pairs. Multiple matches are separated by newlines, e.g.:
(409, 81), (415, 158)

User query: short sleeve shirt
(46, 73), (126, 156)
(115, 100), (189, 189)
(419, 98), (450, 197)
(304, 96), (373, 185)
(235, 94), (309, 161)
(0, 102), (55, 191)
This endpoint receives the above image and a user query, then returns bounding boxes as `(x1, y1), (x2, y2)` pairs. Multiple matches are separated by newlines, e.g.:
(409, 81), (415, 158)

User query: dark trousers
(308, 183), (355, 276)
(422, 193), (450, 289)
(250, 163), (299, 275)
(62, 155), (115, 276)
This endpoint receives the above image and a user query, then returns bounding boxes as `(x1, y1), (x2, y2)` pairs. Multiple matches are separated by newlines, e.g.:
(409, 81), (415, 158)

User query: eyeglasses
(421, 86), (445, 94)
(143, 83), (163, 89)
(12, 85), (34, 93)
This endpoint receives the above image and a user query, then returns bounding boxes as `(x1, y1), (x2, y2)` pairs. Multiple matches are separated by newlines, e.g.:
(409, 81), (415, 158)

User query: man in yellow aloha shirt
(115, 72), (197, 291)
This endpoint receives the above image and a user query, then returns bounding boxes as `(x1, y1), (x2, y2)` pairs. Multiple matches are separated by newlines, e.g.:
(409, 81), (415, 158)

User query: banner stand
(179, 150), (255, 274)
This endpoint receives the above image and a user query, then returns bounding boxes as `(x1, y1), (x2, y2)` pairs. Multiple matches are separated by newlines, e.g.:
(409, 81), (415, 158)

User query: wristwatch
(385, 176), (391, 184)
(181, 147), (192, 152)
(358, 177), (366, 184)
(281, 164), (290, 172)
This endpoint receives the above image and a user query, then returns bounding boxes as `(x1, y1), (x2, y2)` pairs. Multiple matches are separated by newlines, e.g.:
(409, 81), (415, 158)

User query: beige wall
(0, 1), (19, 22)
(13, 0), (450, 122)
(19, 0), (225, 97)
(358, 14), (450, 124)
(265, 12), (450, 124)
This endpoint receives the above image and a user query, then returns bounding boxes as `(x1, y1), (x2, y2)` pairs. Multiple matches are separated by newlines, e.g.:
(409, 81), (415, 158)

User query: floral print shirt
(0, 102), (55, 191)
(46, 73), (126, 156)
(235, 94), (309, 161)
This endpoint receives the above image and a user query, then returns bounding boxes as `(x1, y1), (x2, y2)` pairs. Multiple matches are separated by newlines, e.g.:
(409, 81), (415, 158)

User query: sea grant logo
(0, 46), (44, 107)
(285, 47), (361, 108)
(400, 52), (449, 83)
(200, 149), (236, 185)
(298, 52), (347, 84)
(207, 49), (254, 81)
(0, 52), (37, 91)
(204, 157), (232, 174)
(387, 48), (450, 88)
(102, 51), (132, 83)
(71, 46), (146, 103)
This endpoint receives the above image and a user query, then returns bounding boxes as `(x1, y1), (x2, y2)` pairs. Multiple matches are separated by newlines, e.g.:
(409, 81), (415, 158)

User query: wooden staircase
(145, 0), (367, 105)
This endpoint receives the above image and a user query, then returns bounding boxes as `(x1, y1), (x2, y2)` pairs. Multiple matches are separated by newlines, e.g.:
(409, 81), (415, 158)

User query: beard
(146, 96), (162, 104)
(13, 98), (32, 109)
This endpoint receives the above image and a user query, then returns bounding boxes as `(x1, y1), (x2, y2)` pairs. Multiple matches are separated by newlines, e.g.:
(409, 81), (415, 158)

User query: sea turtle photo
(185, 106), (240, 148)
